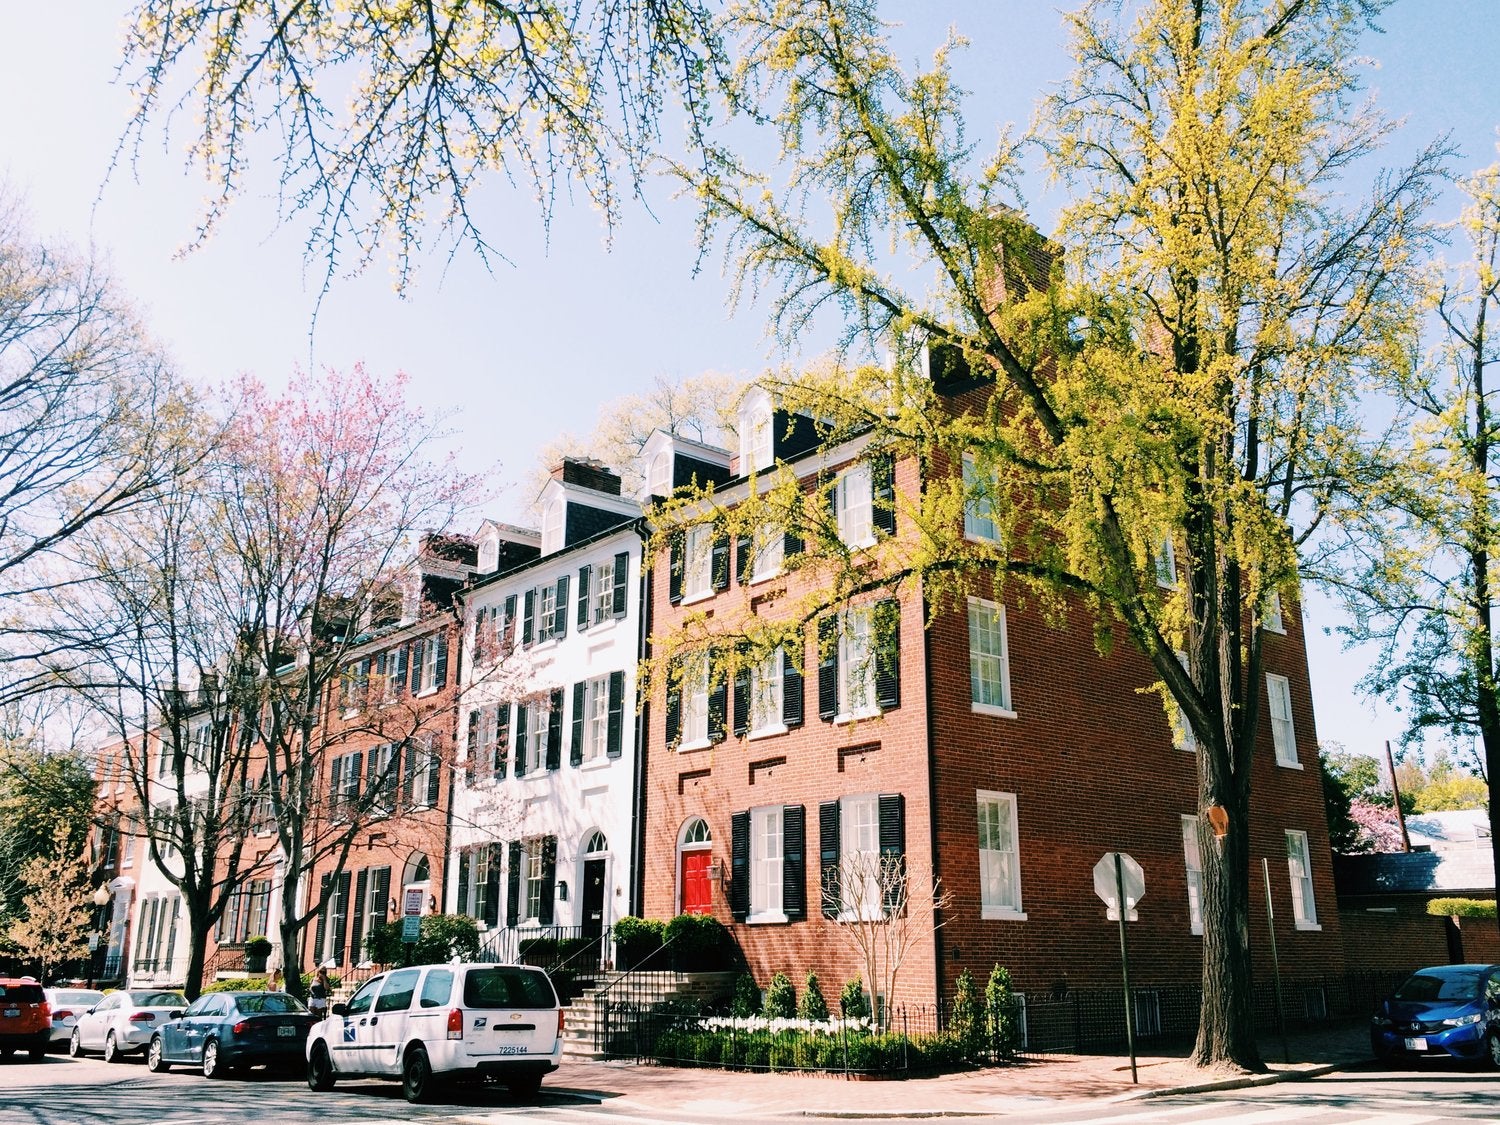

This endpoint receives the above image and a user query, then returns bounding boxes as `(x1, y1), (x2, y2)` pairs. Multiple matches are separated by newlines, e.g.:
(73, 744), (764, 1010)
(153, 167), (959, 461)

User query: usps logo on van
(473, 1017), (487, 1028)
(510, 1012), (523, 1021)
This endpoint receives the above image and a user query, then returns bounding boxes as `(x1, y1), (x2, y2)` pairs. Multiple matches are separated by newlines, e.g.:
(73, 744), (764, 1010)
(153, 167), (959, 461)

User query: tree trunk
(278, 870), (307, 1000)
(181, 889), (214, 1000)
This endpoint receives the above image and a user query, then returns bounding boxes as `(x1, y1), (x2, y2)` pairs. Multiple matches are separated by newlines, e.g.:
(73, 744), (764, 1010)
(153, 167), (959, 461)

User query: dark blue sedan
(147, 991), (319, 1078)
(1370, 963), (1500, 1067)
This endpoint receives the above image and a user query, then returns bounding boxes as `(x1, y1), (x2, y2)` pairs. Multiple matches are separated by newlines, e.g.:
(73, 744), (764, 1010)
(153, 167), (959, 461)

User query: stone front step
(559, 971), (736, 1059)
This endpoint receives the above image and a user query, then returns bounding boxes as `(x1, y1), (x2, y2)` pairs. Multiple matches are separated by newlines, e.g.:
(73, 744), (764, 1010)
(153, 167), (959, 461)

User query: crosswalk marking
(1062, 1104), (1451, 1125)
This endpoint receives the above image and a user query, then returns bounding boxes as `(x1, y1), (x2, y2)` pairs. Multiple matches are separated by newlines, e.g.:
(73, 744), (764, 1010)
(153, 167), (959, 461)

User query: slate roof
(1334, 849), (1494, 898)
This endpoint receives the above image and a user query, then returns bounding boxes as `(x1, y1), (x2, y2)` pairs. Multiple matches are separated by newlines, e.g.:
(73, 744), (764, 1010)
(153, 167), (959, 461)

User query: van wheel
(508, 1072), (543, 1101)
(401, 1045), (436, 1104)
(146, 1036), (170, 1073)
(306, 1043), (336, 1092)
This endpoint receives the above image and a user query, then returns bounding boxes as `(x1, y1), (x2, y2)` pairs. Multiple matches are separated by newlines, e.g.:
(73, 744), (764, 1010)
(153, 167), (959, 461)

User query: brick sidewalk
(542, 1025), (1373, 1119)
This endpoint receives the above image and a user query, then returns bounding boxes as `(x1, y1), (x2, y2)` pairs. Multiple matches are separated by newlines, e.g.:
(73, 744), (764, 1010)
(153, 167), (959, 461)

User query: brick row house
(640, 384), (1343, 1014)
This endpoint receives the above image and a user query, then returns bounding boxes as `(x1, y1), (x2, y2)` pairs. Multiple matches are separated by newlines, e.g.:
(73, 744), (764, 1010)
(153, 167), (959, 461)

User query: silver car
(43, 989), (103, 1049)
(70, 989), (187, 1062)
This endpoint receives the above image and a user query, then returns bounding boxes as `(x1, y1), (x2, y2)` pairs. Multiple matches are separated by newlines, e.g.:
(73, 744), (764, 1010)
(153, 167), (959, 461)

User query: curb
(1120, 1058), (1368, 1100)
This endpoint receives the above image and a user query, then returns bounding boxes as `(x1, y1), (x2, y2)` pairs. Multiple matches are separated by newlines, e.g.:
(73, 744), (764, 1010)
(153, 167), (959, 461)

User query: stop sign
(1093, 852), (1145, 921)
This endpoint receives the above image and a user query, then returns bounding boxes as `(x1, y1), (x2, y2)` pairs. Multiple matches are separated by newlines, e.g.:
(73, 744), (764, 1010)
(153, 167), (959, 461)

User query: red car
(0, 978), (51, 1061)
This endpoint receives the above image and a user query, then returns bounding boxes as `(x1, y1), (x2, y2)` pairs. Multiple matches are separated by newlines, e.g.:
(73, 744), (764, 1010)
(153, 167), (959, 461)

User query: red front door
(681, 851), (712, 915)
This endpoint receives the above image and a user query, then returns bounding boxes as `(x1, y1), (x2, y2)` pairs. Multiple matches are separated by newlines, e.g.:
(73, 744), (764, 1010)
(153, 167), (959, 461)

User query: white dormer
(476, 524), (501, 574)
(738, 386), (774, 474)
(540, 496), (565, 555)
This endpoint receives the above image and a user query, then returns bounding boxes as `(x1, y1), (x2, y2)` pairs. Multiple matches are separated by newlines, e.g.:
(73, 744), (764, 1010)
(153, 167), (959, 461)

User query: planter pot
(244, 954), (269, 974)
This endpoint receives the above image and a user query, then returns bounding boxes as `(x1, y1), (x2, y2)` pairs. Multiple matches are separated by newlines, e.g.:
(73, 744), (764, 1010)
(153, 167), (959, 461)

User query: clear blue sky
(2, 2), (1497, 765)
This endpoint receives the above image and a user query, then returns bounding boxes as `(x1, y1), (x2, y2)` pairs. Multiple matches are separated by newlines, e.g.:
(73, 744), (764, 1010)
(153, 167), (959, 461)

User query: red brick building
(641, 386), (1343, 1015)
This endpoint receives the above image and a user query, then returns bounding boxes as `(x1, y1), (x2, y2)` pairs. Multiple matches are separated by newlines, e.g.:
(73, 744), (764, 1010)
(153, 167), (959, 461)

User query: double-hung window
(683, 525), (714, 601)
(835, 463), (875, 547)
(839, 794), (881, 920)
(749, 806), (785, 922)
(1171, 651), (1197, 752)
(580, 676), (610, 762)
(962, 455), (1000, 543)
(751, 522), (784, 582)
(1155, 538), (1178, 587)
(967, 598), (1013, 715)
(1266, 674), (1297, 766)
(402, 736), (440, 810)
(1181, 815), (1203, 935)
(750, 651), (784, 735)
(1263, 591), (1285, 633)
(537, 584), (558, 642)
(1285, 830), (1318, 929)
(592, 557), (615, 622)
(680, 652), (711, 747)
(523, 839), (546, 922)
(977, 791), (1023, 919)
(838, 605), (877, 720)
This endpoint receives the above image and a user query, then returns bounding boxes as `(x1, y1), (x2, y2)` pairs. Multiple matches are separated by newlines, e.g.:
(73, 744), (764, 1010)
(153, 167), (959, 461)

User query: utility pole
(1384, 741), (1411, 853)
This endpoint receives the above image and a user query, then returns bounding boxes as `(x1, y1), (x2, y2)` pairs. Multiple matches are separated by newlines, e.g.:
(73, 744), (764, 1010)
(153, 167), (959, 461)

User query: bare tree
(821, 851), (949, 1027)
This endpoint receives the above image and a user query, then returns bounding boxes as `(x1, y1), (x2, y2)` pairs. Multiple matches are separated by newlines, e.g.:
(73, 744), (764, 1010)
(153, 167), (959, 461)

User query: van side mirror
(331, 1003), (348, 1018)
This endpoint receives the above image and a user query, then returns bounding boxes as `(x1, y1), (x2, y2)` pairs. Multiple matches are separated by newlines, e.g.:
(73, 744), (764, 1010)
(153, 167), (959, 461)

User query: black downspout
(440, 601), (464, 919)
(923, 589), (946, 1016)
(630, 522), (652, 920)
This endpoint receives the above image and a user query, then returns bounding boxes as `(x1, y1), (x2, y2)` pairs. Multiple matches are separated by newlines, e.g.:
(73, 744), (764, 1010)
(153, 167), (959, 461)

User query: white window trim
(1171, 650), (1197, 753)
(835, 463), (876, 550)
(1267, 673), (1300, 768)
(581, 676), (609, 763)
(679, 653), (711, 751)
(968, 597), (1015, 717)
(1263, 590), (1286, 634)
(1285, 829), (1321, 931)
(748, 650), (785, 738)
(591, 558), (616, 624)
(838, 794), (883, 922)
(835, 605), (879, 723)
(749, 523), (784, 584)
(1155, 537), (1178, 588)
(682, 524), (715, 604)
(747, 805), (787, 924)
(977, 789), (1026, 921)
(962, 454), (1001, 544)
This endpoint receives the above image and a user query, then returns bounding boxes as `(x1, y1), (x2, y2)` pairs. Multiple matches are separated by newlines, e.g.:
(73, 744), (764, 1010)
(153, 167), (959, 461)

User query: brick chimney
(551, 458), (622, 496)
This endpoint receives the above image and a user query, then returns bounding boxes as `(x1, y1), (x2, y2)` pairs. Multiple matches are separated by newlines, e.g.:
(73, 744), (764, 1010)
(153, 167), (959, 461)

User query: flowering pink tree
(1349, 800), (1406, 853)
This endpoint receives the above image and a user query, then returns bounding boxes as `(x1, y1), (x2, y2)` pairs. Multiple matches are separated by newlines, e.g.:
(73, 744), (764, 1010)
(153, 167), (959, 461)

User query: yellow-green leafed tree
(5, 825), (93, 983)
(663, 0), (1446, 1070)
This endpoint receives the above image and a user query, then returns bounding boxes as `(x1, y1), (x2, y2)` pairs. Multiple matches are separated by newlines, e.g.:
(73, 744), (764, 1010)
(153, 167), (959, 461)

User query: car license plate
(493, 1045), (528, 1055)
(2, 1009), (17, 1018)
(1404, 1036), (1427, 1051)
(277, 1025), (297, 1037)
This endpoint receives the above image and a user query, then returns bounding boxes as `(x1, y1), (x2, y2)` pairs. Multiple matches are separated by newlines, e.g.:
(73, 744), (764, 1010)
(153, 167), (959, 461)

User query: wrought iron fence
(476, 923), (612, 1002)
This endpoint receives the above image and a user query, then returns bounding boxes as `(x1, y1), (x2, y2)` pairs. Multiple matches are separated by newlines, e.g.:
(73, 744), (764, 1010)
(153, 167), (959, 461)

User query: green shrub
(732, 972), (761, 1017)
(365, 913), (480, 966)
(612, 916), (665, 969)
(203, 976), (265, 993)
(664, 912), (732, 970)
(518, 935), (559, 962)
(764, 971), (796, 1018)
(555, 935), (598, 963)
(742, 1031), (771, 1069)
(949, 969), (982, 1057)
(243, 935), (273, 957)
(1427, 897), (1497, 919)
(840, 976), (870, 1018)
(797, 972), (829, 1021)
(984, 964), (1019, 1060)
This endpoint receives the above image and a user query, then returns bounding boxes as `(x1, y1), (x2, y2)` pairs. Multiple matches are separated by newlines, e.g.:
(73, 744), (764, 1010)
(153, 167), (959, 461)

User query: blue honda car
(1370, 964), (1500, 1067)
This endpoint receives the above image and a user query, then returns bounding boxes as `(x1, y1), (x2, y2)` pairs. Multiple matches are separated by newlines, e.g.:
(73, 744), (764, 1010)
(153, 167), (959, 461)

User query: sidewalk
(541, 1025), (1373, 1119)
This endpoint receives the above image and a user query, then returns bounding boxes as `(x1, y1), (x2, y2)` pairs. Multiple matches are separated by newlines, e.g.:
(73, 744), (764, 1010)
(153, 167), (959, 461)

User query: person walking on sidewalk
(308, 967), (331, 1019)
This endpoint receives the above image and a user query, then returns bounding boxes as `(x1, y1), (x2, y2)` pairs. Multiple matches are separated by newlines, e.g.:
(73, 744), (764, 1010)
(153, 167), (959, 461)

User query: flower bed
(651, 1015), (969, 1076)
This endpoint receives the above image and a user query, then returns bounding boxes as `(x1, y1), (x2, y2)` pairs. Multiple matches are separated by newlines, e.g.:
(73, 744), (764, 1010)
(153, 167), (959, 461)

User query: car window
(462, 968), (556, 1010)
(0, 983), (45, 1003)
(1394, 969), (1485, 1002)
(419, 969), (453, 1009)
(95, 995), (120, 1012)
(54, 991), (103, 1007)
(236, 993), (308, 1015)
(184, 996), (214, 1017)
(1488, 973), (1500, 1003)
(131, 991), (186, 1007)
(375, 969), (420, 1013)
(345, 977), (383, 1016)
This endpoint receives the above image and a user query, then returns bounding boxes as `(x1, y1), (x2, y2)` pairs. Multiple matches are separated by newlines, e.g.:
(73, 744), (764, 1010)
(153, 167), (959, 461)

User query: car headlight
(1370, 1016), (1393, 1028)
(1440, 1012), (1482, 1027)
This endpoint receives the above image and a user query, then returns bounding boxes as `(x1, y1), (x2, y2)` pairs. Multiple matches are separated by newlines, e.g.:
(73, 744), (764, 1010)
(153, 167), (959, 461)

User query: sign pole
(1261, 858), (1290, 1065)
(1115, 852), (1138, 1083)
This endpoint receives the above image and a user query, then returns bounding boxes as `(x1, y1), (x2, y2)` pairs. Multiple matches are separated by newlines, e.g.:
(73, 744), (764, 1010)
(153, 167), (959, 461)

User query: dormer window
(739, 388), (774, 474)
(540, 499), (564, 555)
(648, 450), (672, 498)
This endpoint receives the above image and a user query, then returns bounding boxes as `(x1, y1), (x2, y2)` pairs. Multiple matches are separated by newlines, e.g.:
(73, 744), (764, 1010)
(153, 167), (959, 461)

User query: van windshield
(462, 968), (556, 1010)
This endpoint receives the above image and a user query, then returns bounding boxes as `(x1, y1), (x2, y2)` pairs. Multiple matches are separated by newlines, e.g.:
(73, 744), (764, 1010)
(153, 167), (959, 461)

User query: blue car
(147, 991), (319, 1078)
(1370, 963), (1500, 1067)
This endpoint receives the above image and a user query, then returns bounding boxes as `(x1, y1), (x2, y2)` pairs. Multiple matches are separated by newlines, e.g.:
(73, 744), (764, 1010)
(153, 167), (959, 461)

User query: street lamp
(89, 884), (111, 988)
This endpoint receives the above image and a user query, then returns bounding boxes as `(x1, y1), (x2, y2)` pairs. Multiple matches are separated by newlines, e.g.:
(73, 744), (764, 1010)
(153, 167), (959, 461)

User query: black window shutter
(708, 651), (727, 743)
(465, 711), (479, 784)
(401, 739), (417, 805)
(409, 640), (424, 693)
(546, 687), (564, 770)
(611, 551), (629, 616)
(514, 705), (529, 777)
(349, 868), (369, 964)
(878, 793), (906, 916)
(503, 594), (518, 648)
(817, 616), (839, 721)
(875, 598), (901, 711)
(577, 565), (592, 630)
(668, 532), (684, 605)
(783, 805), (807, 922)
(729, 811), (750, 922)
(495, 704), (510, 779)
(606, 670), (625, 758)
(553, 575), (570, 638)
(425, 738), (441, 807)
(784, 502), (804, 558)
(435, 632), (449, 689)
(395, 644), (409, 694)
(819, 801), (841, 919)
(570, 681), (586, 766)
(732, 661), (750, 738)
(483, 845), (502, 928)
(539, 837), (558, 926)
(456, 850), (471, 918)
(711, 527), (730, 590)
(522, 589), (535, 646)
(505, 842), (521, 927)
(348, 750), (363, 804)
(783, 644), (805, 728)
(872, 452), (896, 536)
(332, 871), (351, 967)
(735, 535), (750, 586)
(313, 873), (330, 962)
(665, 661), (682, 747)
(329, 756), (344, 812)
(373, 867), (391, 931)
